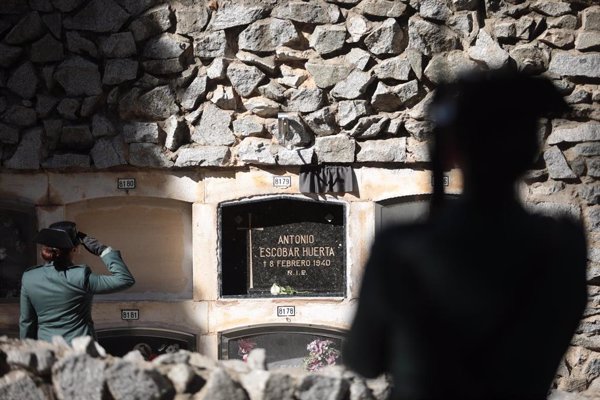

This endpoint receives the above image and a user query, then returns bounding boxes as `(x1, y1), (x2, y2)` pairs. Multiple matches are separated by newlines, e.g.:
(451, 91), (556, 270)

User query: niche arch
(219, 323), (346, 370)
(65, 196), (193, 300)
(97, 327), (196, 358)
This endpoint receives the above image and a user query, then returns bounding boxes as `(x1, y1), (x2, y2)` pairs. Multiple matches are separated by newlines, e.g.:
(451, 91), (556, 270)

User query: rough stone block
(103, 59), (138, 85)
(306, 57), (353, 89)
(31, 34), (64, 63)
(407, 16), (459, 56)
(0, 370), (47, 400)
(4, 11), (45, 45)
(285, 87), (324, 113)
(544, 146), (577, 179)
(91, 136), (127, 169)
(174, 3), (209, 35)
(208, 0), (270, 30)
(193, 102), (235, 146)
(99, 32), (136, 58)
(123, 122), (160, 144)
(310, 24), (347, 55)
(129, 143), (174, 168)
(237, 137), (277, 165)
(356, 0), (407, 17)
(4, 128), (42, 170)
(239, 18), (300, 53)
(271, 1), (340, 24)
(129, 4), (171, 42)
(226, 62), (266, 97)
(54, 57), (102, 96)
(357, 138), (407, 162)
(7, 62), (38, 99)
(175, 145), (230, 168)
(314, 135), (355, 163)
(468, 29), (510, 69)
(364, 18), (404, 56)
(193, 30), (229, 59)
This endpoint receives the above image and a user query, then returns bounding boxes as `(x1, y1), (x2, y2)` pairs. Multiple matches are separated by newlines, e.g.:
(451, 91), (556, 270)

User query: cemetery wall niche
(66, 196), (193, 300)
(97, 327), (196, 360)
(219, 324), (346, 372)
(220, 197), (346, 297)
(0, 201), (36, 301)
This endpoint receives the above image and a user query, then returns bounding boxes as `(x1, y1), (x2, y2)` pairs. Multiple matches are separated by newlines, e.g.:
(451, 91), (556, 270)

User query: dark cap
(34, 221), (80, 249)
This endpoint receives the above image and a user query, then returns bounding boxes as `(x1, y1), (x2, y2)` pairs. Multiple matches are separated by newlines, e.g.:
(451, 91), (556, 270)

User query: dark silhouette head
(428, 70), (569, 208)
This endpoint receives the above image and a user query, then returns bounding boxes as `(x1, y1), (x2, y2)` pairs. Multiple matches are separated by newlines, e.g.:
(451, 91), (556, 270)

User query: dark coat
(344, 198), (587, 400)
(19, 249), (135, 343)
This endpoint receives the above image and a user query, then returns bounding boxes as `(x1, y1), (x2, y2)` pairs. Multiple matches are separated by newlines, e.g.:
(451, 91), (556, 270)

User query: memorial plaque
(0, 203), (36, 300)
(221, 198), (345, 297)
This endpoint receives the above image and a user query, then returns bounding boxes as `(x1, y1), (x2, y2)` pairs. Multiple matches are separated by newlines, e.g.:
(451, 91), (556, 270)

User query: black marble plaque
(0, 203), (36, 300)
(220, 198), (345, 297)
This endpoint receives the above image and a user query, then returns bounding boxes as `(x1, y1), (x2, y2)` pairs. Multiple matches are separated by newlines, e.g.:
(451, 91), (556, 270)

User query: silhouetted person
(344, 70), (587, 399)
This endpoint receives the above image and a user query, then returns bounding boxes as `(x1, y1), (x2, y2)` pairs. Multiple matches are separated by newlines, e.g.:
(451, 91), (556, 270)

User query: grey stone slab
(129, 143), (174, 167)
(357, 137), (407, 162)
(539, 29), (575, 48)
(356, 0), (407, 17)
(373, 54), (412, 81)
(237, 137), (277, 165)
(143, 33), (191, 59)
(227, 63), (266, 98)
(4, 127), (42, 170)
(193, 102), (235, 146)
(4, 11), (46, 45)
(271, 1), (340, 24)
(99, 32), (136, 58)
(419, 0), (451, 21)
(210, 85), (238, 110)
(174, 3), (209, 35)
(196, 368), (248, 400)
(576, 31), (600, 51)
(548, 52), (600, 78)
(237, 51), (277, 74)
(142, 59), (185, 75)
(31, 34), (64, 64)
(239, 18), (300, 53)
(208, 0), (271, 30)
(272, 112), (312, 148)
(306, 57), (352, 89)
(65, 31), (99, 58)
(302, 106), (337, 137)
(331, 70), (374, 100)
(123, 122), (160, 144)
(57, 98), (80, 120)
(136, 85), (179, 120)
(276, 146), (314, 165)
(181, 74), (208, 110)
(407, 15), (459, 56)
(106, 360), (174, 399)
(64, 0), (130, 33)
(0, 371), (47, 400)
(103, 59), (138, 85)
(0, 44), (22, 68)
(54, 57), (102, 96)
(348, 115), (389, 138)
(43, 153), (91, 169)
(233, 115), (265, 138)
(544, 146), (577, 179)
(4, 105), (37, 127)
(531, 1), (572, 17)
(509, 43), (549, 74)
(548, 122), (600, 144)
(344, 48), (371, 71)
(424, 50), (477, 85)
(468, 29), (510, 69)
(337, 100), (369, 127)
(346, 12), (370, 44)
(175, 145), (230, 167)
(129, 4), (171, 42)
(114, 0), (158, 16)
(194, 30), (229, 59)
(243, 96), (280, 118)
(60, 125), (94, 150)
(91, 136), (127, 168)
(314, 134), (355, 162)
(161, 115), (189, 151)
(91, 114), (115, 138)
(7, 62), (38, 99)
(0, 123), (19, 144)
(296, 374), (349, 400)
(582, 6), (600, 31)
(310, 24), (347, 56)
(364, 18), (404, 56)
(51, 0), (85, 12)
(285, 87), (324, 113)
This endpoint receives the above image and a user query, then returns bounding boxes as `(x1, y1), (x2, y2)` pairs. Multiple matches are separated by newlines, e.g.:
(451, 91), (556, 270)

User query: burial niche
(97, 328), (196, 359)
(220, 324), (345, 372)
(0, 201), (36, 300)
(66, 197), (193, 300)
(220, 198), (346, 297)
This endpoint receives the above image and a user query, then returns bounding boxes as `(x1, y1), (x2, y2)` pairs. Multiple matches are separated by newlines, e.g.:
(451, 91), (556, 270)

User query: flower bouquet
(238, 338), (257, 362)
(303, 338), (340, 372)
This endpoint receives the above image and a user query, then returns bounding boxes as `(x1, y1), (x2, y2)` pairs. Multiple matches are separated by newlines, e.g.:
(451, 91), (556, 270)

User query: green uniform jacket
(19, 248), (135, 343)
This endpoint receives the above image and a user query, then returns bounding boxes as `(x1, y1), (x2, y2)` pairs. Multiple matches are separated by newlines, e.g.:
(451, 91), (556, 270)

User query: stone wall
(0, 336), (394, 400)
(1, 0), (600, 396)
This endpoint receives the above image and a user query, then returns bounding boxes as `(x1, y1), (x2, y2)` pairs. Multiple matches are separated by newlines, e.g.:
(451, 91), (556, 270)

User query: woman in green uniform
(20, 221), (135, 343)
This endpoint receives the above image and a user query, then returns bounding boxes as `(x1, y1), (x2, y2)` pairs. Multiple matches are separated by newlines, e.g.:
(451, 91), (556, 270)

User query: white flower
(270, 283), (281, 295)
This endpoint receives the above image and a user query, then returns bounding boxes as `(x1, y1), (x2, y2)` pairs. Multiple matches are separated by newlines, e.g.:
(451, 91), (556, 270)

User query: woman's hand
(77, 232), (108, 256)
